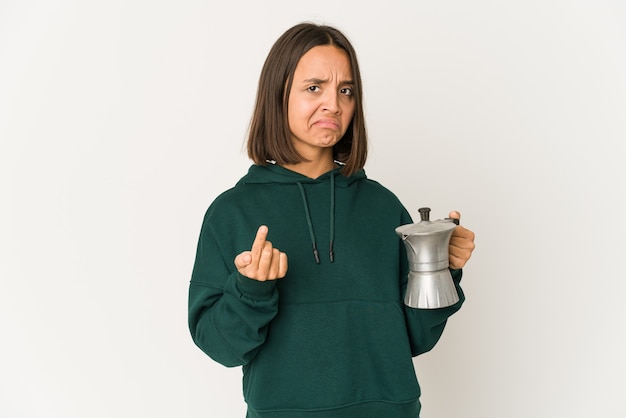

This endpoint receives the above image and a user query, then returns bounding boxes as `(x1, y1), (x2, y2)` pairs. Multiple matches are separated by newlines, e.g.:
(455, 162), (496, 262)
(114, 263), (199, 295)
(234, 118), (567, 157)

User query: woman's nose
(322, 91), (341, 114)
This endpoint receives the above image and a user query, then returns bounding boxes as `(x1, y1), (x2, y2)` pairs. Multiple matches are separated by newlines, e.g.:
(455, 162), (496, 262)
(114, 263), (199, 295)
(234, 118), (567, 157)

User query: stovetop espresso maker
(395, 207), (459, 309)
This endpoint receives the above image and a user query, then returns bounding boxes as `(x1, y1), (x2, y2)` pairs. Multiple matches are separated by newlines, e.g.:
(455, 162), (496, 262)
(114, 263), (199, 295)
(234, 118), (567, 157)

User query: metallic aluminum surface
(395, 207), (459, 309)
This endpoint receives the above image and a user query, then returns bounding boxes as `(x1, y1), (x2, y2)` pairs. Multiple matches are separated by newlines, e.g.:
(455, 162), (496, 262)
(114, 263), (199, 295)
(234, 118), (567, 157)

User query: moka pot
(395, 207), (460, 309)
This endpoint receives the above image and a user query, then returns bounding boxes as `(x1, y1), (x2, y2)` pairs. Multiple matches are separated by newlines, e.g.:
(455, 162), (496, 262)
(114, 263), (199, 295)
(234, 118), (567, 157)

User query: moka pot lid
(395, 207), (457, 237)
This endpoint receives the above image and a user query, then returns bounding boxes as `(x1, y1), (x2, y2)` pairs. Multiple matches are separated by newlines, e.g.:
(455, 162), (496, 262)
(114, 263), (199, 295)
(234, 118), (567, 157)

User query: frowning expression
(287, 45), (356, 159)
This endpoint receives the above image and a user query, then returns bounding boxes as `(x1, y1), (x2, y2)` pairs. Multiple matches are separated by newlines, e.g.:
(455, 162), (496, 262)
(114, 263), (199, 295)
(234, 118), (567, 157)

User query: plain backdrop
(1, 1), (625, 417)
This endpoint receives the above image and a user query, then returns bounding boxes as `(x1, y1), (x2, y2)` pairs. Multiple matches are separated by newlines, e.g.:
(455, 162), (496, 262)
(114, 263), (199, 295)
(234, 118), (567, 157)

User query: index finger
(250, 225), (269, 258)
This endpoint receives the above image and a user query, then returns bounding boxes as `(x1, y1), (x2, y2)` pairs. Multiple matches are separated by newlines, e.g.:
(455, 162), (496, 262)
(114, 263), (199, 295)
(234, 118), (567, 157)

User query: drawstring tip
(313, 246), (320, 264)
(329, 240), (334, 263)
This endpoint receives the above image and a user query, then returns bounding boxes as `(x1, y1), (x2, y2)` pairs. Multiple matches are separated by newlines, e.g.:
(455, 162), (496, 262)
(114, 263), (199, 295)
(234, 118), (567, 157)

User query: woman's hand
(447, 211), (476, 269)
(234, 225), (289, 281)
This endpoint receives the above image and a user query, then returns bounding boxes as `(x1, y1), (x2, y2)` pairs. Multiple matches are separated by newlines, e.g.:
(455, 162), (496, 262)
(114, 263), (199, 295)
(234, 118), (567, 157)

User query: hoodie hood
(236, 162), (367, 187)
(236, 163), (368, 264)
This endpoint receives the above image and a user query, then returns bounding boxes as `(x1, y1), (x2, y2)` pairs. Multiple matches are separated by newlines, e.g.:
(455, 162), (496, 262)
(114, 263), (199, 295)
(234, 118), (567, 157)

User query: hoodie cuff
(235, 272), (278, 300)
(450, 268), (463, 284)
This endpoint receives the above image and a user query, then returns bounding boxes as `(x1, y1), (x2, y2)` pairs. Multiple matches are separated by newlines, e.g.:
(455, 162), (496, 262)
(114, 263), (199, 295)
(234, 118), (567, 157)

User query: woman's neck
(282, 157), (337, 179)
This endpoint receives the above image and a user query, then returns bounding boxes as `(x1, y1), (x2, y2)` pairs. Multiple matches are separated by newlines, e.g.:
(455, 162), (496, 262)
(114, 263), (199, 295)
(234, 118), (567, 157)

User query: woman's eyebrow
(303, 77), (327, 84)
(302, 77), (354, 85)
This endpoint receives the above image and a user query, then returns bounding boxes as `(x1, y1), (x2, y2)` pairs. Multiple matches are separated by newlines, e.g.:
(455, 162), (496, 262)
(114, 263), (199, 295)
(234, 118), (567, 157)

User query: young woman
(188, 22), (476, 418)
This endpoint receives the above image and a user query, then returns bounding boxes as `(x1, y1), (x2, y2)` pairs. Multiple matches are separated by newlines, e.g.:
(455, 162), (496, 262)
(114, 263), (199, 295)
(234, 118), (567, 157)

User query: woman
(188, 22), (476, 418)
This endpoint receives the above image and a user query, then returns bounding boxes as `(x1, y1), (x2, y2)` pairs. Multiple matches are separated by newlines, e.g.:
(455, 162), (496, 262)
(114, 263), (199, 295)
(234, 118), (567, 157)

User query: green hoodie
(188, 163), (464, 418)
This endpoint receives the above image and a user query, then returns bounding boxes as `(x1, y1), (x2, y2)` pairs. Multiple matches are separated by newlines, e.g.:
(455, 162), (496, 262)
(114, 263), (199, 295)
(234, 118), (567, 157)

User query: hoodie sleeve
(399, 210), (465, 357)
(188, 213), (279, 367)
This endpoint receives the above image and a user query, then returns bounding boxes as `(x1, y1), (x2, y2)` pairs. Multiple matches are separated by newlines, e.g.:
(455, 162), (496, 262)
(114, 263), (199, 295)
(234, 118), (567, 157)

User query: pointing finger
(256, 241), (274, 281)
(250, 225), (269, 260)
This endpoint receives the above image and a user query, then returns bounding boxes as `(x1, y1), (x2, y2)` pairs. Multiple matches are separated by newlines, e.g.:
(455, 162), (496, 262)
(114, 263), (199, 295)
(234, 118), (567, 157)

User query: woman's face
(287, 45), (355, 160)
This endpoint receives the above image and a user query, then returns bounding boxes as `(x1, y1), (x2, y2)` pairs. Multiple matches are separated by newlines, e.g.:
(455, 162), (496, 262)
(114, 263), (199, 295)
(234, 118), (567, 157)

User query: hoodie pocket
(242, 300), (420, 412)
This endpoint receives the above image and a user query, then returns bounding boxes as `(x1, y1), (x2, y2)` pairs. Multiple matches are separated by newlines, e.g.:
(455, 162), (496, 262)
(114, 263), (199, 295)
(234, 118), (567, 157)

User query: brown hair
(247, 23), (367, 177)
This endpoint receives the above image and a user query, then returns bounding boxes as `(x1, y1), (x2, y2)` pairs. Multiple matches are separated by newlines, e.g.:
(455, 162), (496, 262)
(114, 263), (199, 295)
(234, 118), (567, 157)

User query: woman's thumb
(234, 251), (252, 270)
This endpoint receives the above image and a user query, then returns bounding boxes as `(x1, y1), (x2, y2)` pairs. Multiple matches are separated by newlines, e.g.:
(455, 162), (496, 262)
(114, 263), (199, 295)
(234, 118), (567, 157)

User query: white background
(1, 1), (625, 417)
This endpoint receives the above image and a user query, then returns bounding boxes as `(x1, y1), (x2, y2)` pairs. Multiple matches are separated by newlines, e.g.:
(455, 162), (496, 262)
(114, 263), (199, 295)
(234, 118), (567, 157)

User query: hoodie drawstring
(329, 173), (335, 262)
(297, 175), (336, 264)
(297, 182), (320, 264)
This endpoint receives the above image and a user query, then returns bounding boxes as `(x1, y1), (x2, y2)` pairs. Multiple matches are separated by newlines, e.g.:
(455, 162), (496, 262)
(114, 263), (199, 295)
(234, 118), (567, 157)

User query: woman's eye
(341, 87), (354, 96)
(307, 86), (321, 92)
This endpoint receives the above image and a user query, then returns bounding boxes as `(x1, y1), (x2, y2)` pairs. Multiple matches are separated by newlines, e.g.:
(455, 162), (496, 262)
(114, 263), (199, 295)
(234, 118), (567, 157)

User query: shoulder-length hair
(247, 23), (367, 177)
